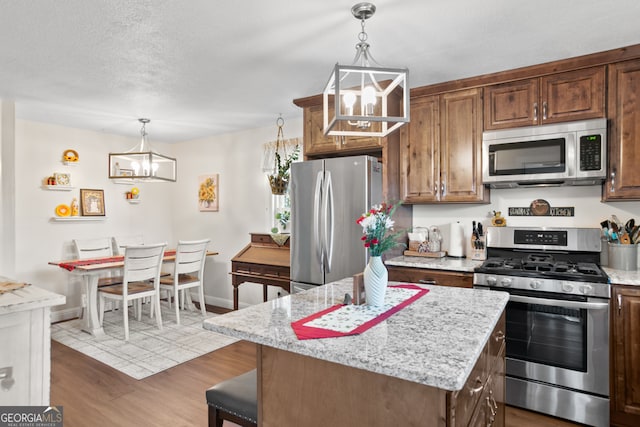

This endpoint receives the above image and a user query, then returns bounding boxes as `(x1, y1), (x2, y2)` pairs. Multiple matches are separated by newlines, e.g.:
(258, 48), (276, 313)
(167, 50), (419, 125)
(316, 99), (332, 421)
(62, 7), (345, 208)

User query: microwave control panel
(579, 134), (602, 171)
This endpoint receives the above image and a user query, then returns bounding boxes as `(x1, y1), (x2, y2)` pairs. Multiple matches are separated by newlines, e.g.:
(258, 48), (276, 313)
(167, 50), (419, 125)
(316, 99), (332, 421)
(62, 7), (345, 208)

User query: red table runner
(58, 250), (177, 271)
(291, 284), (429, 340)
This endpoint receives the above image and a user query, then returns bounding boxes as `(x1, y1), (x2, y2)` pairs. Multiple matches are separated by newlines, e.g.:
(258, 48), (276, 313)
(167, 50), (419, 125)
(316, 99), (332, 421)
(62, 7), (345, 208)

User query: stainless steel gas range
(473, 227), (609, 427)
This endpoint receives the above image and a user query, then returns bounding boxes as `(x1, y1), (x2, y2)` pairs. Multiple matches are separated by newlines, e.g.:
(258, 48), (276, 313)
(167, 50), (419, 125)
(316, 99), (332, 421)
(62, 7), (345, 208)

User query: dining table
(49, 249), (218, 336)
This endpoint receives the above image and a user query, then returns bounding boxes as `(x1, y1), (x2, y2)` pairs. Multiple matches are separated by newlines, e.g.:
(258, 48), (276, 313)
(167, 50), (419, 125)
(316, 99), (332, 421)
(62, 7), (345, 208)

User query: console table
(230, 233), (290, 310)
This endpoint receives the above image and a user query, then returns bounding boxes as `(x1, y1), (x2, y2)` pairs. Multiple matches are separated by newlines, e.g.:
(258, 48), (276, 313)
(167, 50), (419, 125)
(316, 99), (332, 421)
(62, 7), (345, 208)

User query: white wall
(8, 117), (303, 321)
(13, 120), (176, 320)
(413, 185), (640, 257)
(171, 121), (303, 308)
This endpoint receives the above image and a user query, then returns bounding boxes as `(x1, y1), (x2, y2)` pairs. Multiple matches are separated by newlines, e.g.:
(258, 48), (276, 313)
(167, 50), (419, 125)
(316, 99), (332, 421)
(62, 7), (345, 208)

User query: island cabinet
(610, 284), (640, 426)
(603, 59), (640, 201)
(258, 313), (505, 427)
(387, 265), (473, 288)
(400, 88), (488, 204)
(483, 66), (605, 130)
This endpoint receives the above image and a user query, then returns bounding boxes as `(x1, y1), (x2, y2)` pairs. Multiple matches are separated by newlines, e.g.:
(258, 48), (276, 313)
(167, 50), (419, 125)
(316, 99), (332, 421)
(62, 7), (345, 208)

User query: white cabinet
(0, 282), (65, 405)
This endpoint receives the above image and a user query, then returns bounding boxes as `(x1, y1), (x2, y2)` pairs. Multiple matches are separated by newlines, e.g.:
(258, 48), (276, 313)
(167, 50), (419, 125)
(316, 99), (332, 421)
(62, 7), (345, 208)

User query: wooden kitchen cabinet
(611, 285), (640, 426)
(603, 59), (640, 201)
(483, 66), (605, 130)
(400, 88), (488, 203)
(387, 265), (473, 288)
(296, 95), (384, 158)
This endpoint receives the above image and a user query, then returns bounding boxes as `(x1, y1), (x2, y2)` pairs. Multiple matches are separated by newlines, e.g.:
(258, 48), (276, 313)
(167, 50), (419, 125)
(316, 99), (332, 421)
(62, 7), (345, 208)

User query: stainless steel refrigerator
(290, 155), (382, 292)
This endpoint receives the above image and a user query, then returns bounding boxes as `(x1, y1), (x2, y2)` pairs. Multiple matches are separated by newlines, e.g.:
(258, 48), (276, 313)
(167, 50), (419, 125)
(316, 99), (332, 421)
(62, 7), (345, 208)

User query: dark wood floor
(50, 307), (581, 427)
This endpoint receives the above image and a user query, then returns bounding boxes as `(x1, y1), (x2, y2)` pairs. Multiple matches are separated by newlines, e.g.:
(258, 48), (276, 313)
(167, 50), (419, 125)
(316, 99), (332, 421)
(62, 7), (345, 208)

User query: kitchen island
(204, 278), (509, 426)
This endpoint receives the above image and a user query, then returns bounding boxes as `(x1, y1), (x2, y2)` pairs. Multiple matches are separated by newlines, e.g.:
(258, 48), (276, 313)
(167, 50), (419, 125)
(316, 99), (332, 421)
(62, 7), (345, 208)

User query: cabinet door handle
(494, 331), (505, 342)
(469, 377), (484, 395)
(0, 366), (15, 391)
(533, 102), (538, 121)
(419, 279), (437, 285)
(542, 101), (548, 120)
(441, 181), (446, 197)
(610, 170), (616, 193)
(618, 293), (622, 315)
(487, 396), (497, 416)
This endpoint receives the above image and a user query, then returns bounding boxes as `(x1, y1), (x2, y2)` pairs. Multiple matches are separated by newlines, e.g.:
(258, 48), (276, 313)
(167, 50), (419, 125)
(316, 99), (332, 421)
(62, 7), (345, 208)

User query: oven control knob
(580, 285), (593, 295)
(500, 278), (512, 287)
(486, 277), (497, 286)
(530, 280), (542, 290)
(562, 283), (574, 293)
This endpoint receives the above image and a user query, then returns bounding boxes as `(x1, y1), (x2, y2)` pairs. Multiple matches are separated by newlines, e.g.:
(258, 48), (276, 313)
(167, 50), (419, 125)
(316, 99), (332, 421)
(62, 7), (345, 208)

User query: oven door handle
(509, 294), (609, 310)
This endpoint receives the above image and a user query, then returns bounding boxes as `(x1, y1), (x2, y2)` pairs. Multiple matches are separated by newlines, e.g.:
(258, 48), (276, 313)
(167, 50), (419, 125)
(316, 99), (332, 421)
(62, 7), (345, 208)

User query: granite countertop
(603, 267), (640, 286)
(0, 276), (65, 314)
(385, 255), (483, 272)
(204, 278), (508, 392)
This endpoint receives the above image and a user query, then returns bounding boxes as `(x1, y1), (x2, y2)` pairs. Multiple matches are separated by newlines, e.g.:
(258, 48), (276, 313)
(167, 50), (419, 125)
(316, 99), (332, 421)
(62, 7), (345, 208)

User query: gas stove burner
(476, 256), (608, 284)
(526, 254), (555, 263)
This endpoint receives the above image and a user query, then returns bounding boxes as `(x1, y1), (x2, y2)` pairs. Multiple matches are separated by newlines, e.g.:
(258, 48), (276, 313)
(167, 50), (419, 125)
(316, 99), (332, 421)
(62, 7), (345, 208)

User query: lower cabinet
(0, 303), (57, 405)
(449, 313), (506, 426)
(611, 285), (640, 426)
(387, 266), (473, 288)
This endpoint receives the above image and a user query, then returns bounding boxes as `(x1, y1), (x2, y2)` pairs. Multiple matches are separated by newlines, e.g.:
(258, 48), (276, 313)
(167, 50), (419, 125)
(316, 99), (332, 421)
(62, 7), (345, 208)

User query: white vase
(364, 256), (388, 306)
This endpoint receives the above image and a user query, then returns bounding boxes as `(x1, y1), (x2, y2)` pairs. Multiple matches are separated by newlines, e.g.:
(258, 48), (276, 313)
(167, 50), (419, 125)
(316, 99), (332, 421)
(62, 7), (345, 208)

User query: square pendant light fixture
(323, 2), (409, 137)
(109, 118), (177, 182)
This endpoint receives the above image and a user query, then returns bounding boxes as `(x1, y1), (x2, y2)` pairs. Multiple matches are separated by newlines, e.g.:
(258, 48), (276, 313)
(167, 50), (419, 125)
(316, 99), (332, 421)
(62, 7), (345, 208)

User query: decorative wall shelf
(62, 161), (78, 166)
(50, 216), (105, 222)
(127, 199), (141, 204)
(42, 185), (75, 191)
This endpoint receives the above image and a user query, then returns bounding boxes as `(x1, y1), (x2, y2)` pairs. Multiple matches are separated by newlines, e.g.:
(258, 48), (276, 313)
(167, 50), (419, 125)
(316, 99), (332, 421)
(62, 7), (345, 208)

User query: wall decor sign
(80, 189), (105, 216)
(508, 199), (575, 217)
(198, 174), (218, 212)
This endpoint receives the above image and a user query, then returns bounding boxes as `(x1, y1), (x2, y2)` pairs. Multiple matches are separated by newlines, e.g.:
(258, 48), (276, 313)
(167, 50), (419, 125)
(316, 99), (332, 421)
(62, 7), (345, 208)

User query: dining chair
(73, 237), (124, 316)
(98, 243), (166, 341)
(157, 239), (209, 325)
(73, 237), (124, 287)
(112, 234), (144, 255)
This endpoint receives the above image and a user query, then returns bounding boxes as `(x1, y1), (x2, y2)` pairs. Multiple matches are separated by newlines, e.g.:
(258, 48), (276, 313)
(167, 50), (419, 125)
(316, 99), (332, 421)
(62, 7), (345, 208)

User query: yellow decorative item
(70, 198), (79, 216)
(55, 204), (71, 217)
(63, 149), (79, 163)
(491, 211), (507, 227)
(131, 187), (139, 196)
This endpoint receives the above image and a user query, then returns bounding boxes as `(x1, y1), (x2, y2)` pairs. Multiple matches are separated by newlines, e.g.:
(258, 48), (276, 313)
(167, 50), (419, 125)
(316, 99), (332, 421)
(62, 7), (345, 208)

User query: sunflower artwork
(198, 174), (219, 212)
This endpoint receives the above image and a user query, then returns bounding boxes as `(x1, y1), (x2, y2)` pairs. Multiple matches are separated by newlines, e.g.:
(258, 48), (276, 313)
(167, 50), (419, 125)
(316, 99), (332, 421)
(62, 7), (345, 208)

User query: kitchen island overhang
(204, 279), (509, 426)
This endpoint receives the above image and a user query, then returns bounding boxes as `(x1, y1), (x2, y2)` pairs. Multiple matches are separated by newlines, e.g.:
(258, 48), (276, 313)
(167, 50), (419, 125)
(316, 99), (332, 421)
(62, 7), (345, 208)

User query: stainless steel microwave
(482, 119), (607, 188)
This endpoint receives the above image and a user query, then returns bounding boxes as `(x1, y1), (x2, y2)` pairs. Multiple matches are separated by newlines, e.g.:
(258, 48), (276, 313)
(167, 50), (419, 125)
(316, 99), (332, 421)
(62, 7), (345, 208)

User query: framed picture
(80, 189), (105, 216)
(54, 172), (71, 186)
(198, 174), (219, 212)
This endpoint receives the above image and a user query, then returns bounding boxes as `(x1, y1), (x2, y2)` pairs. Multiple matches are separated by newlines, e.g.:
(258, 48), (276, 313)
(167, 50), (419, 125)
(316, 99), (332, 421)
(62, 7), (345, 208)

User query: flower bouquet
(356, 201), (404, 305)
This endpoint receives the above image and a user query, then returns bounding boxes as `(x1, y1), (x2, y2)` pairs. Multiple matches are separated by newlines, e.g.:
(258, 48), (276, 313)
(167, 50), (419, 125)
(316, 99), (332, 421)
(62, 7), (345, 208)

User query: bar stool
(205, 369), (257, 427)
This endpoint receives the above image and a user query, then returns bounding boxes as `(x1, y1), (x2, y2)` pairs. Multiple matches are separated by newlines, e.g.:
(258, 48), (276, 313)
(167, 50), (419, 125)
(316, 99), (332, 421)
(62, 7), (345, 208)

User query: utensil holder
(608, 242), (638, 270)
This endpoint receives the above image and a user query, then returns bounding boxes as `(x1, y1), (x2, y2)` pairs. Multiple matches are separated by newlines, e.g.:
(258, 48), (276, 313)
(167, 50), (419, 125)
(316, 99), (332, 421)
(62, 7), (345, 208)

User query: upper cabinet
(483, 67), (606, 130)
(296, 95), (384, 158)
(603, 59), (640, 201)
(302, 103), (343, 156)
(400, 88), (488, 204)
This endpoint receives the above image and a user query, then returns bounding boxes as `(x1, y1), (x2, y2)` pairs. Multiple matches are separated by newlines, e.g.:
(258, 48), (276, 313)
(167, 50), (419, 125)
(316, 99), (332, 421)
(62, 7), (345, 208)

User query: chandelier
(323, 2), (409, 137)
(108, 118), (177, 182)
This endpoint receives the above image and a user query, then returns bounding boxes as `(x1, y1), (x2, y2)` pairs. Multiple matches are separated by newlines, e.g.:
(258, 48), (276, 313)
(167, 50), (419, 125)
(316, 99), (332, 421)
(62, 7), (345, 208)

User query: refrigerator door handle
(323, 171), (335, 273)
(313, 171), (324, 266)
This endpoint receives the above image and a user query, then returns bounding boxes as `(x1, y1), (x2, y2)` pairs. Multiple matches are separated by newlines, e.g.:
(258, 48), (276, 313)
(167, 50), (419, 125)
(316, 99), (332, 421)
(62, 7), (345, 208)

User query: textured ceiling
(0, 0), (639, 142)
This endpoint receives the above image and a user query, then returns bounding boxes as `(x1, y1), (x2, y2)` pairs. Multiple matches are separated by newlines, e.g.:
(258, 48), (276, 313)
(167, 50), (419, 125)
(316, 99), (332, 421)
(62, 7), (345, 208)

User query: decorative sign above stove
(508, 199), (574, 217)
